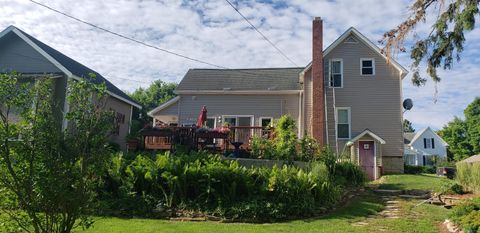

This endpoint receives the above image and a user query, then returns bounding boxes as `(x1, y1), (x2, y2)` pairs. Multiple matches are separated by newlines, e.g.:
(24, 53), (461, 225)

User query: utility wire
(224, 0), (299, 67)
(28, 0), (229, 70)
(27, 0), (301, 83)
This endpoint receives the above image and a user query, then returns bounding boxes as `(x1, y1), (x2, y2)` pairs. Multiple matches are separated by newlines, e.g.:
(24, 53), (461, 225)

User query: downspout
(177, 96), (182, 126)
(62, 76), (71, 131)
(324, 80), (329, 145)
(333, 86), (339, 156)
(298, 91), (303, 138)
(129, 105), (133, 134)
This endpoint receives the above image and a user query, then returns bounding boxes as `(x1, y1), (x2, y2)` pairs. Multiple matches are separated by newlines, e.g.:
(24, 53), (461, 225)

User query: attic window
(360, 58), (375, 75)
(345, 36), (358, 44)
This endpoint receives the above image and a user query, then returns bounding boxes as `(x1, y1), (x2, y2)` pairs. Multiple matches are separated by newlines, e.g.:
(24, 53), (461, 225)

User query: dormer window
(360, 58), (375, 75)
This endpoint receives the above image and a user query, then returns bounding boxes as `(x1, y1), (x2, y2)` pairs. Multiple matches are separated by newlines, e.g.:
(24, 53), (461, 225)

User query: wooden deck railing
(141, 126), (273, 152)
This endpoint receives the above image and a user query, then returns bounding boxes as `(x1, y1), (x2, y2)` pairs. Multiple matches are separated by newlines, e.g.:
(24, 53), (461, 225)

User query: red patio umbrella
(196, 106), (207, 128)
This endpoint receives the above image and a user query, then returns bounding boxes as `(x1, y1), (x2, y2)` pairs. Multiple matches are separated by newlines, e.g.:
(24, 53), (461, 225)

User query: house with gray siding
(0, 25), (141, 149)
(149, 17), (408, 179)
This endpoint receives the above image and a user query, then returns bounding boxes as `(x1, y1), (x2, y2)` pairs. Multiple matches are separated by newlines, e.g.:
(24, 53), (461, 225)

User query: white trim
(348, 129), (387, 145)
(147, 96), (180, 116)
(205, 117), (217, 129)
(174, 90), (302, 95)
(128, 105), (133, 134)
(409, 127), (448, 147)
(0, 27), (141, 110)
(302, 27), (408, 78)
(329, 59), (343, 88)
(259, 117), (273, 127)
(62, 77), (71, 131)
(107, 90), (142, 109)
(360, 58), (375, 76)
(335, 107), (351, 139)
(8, 27), (73, 77)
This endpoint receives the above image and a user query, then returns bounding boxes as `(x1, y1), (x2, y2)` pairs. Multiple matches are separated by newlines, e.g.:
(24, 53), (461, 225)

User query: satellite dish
(403, 98), (413, 111)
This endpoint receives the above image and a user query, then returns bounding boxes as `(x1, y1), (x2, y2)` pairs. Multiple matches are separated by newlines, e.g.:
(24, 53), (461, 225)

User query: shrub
(273, 115), (298, 161)
(298, 135), (321, 161)
(450, 198), (480, 233)
(250, 136), (275, 159)
(456, 162), (480, 193)
(334, 162), (367, 187)
(404, 164), (436, 174)
(99, 151), (364, 221)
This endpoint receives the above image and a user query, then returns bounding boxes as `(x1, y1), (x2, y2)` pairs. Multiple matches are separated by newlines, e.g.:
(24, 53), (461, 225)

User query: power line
(27, 0), (302, 83)
(28, 0), (229, 70)
(224, 0), (299, 67)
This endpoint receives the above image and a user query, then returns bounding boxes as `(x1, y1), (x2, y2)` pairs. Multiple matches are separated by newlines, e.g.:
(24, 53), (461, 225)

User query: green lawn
(375, 173), (450, 192)
(2, 174), (452, 233)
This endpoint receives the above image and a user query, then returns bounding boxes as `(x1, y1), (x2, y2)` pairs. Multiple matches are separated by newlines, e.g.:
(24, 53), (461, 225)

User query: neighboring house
(149, 17), (408, 179)
(0, 26), (141, 149)
(404, 127), (448, 166)
(459, 154), (480, 164)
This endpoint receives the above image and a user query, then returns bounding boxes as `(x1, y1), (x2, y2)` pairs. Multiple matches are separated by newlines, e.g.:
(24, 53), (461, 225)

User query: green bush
(450, 198), (480, 233)
(456, 162), (480, 193)
(404, 164), (436, 174)
(99, 151), (365, 221)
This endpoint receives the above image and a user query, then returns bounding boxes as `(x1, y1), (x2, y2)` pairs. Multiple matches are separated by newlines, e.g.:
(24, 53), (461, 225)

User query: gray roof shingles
(176, 68), (304, 91)
(14, 27), (139, 107)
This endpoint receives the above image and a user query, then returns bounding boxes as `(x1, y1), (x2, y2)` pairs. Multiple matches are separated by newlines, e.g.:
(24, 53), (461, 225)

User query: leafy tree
(438, 98), (480, 161)
(403, 119), (416, 132)
(382, 0), (479, 86)
(465, 97), (480, 153)
(438, 117), (472, 161)
(0, 72), (113, 233)
(129, 80), (177, 122)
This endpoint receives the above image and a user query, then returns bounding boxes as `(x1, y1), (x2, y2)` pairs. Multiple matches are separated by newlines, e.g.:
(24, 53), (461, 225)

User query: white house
(404, 127), (448, 166)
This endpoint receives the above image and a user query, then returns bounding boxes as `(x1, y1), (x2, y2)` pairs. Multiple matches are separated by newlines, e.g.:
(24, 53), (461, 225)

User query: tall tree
(438, 97), (480, 161)
(438, 117), (472, 161)
(382, 0), (479, 86)
(403, 119), (416, 132)
(464, 97), (480, 153)
(0, 72), (113, 233)
(128, 80), (177, 127)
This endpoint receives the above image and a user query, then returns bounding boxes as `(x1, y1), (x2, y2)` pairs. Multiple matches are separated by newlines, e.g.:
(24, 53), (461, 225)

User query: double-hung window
(329, 59), (343, 87)
(336, 107), (350, 139)
(423, 138), (435, 149)
(360, 58), (375, 75)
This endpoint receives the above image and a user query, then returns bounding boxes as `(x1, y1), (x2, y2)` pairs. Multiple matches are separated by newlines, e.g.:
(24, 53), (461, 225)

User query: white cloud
(0, 0), (478, 129)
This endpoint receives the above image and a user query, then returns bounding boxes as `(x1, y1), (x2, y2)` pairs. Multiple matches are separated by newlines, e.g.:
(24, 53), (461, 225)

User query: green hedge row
(98, 152), (365, 222)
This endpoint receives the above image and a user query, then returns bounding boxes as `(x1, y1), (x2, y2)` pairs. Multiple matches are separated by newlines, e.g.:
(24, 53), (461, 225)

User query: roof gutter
(174, 90), (302, 95)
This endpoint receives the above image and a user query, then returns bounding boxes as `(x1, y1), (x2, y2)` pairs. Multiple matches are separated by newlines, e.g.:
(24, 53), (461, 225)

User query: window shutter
(423, 138), (427, 148)
(431, 138), (435, 149)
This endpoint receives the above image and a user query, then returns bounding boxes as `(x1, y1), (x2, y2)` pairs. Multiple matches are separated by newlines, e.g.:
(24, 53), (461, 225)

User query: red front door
(359, 141), (375, 180)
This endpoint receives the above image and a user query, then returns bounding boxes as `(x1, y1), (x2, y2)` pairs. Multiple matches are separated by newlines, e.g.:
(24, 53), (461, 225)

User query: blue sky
(0, 0), (479, 131)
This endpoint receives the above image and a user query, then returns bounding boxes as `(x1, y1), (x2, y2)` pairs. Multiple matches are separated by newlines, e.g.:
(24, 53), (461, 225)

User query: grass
(1, 174), (452, 233)
(78, 194), (384, 233)
(375, 173), (450, 192)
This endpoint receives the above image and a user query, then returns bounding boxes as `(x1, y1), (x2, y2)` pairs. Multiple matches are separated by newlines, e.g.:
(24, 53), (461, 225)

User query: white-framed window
(205, 117), (216, 129)
(329, 59), (343, 88)
(360, 58), (375, 76)
(336, 107), (351, 139)
(259, 117), (273, 128)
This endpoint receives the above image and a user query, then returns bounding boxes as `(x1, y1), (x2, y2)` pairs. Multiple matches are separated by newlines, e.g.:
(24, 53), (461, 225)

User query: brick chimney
(311, 17), (325, 145)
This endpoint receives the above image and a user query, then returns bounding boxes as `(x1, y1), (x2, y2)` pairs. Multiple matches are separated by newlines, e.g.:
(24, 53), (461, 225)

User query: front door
(359, 141), (375, 180)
